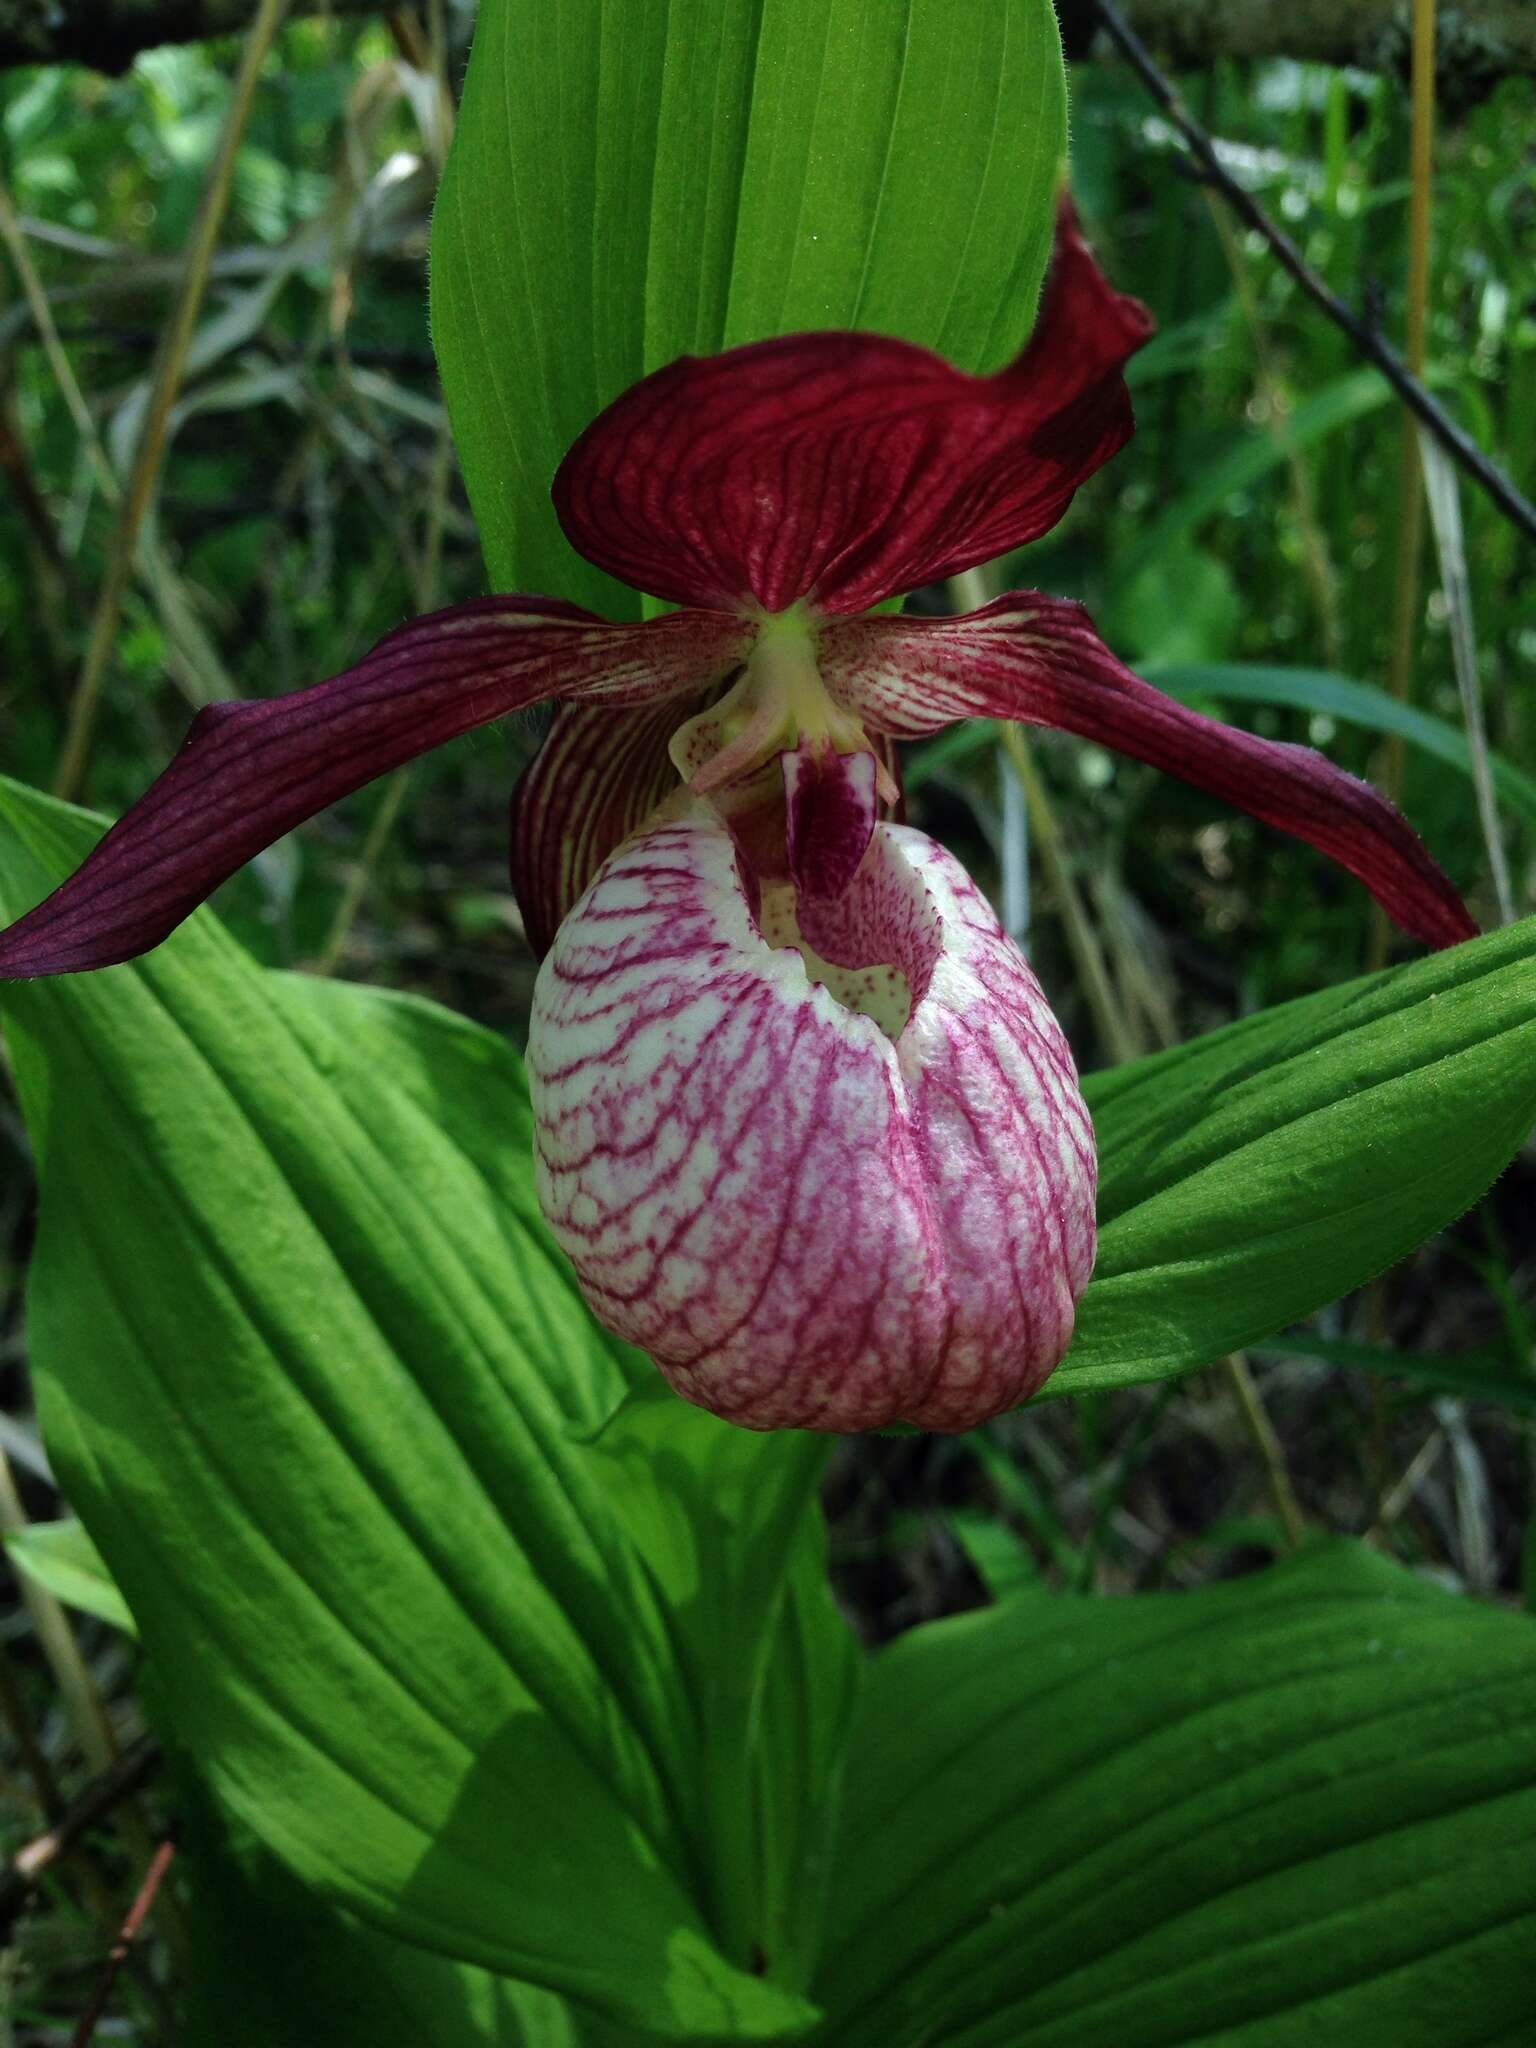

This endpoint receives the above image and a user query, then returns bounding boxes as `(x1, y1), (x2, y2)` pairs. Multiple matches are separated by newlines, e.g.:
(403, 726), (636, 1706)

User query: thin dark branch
(68, 1833), (178, 2048)
(13, 0), (1536, 78)
(1088, 0), (1536, 551)
(0, 1733), (162, 1938)
(1059, 0), (1536, 95)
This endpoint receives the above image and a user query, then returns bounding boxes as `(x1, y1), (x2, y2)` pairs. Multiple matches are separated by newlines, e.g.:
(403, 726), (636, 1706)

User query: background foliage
(0, 3), (1532, 2040)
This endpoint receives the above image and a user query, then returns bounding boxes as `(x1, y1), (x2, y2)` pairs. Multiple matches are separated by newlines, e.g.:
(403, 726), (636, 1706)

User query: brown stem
(68, 1834), (178, 2048)
(0, 1736), (162, 1940)
(1226, 1353), (1306, 1550)
(12, 0), (1534, 79)
(1062, 0), (1534, 88)
(52, 0), (292, 801)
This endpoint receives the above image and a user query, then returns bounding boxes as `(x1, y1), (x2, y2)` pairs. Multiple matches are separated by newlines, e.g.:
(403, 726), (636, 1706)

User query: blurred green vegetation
(0, 19), (1532, 2041)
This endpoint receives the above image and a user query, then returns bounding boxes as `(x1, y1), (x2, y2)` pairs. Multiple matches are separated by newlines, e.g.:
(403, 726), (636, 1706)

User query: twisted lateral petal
(0, 601), (749, 977)
(552, 208), (1152, 615)
(511, 704), (904, 963)
(528, 810), (1096, 1434)
(510, 699), (692, 958)
(819, 594), (1478, 950)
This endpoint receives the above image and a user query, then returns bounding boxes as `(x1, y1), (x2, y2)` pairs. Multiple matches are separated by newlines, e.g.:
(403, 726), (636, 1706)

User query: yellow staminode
(669, 606), (882, 797)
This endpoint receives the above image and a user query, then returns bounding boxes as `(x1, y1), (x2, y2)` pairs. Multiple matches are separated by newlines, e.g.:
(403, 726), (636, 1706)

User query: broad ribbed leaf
(179, 1784), (593, 2048)
(1054, 917), (1536, 1398)
(431, 0), (1067, 610)
(584, 1391), (860, 1991)
(0, 775), (823, 2042)
(813, 1542), (1536, 2046)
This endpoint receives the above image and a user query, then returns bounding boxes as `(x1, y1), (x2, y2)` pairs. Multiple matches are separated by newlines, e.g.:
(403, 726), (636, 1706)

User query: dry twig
(1088, 0), (1536, 550)
(0, 1735), (162, 1940)
(67, 1833), (178, 2048)
(52, 0), (292, 800)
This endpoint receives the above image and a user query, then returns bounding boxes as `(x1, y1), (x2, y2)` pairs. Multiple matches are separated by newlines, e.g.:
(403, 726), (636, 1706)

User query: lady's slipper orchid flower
(0, 211), (1474, 1432)
(529, 803), (1096, 1431)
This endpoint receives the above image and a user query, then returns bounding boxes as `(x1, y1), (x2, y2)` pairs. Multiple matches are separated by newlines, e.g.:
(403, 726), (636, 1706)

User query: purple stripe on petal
(0, 602), (749, 977)
(819, 594), (1478, 951)
(510, 699), (692, 959)
(528, 807), (1095, 1434)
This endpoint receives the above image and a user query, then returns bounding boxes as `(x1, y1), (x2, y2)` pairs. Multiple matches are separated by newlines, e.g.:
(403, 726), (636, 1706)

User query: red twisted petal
(818, 593), (1477, 951)
(553, 207), (1153, 615)
(0, 601), (749, 977)
(510, 698), (696, 959)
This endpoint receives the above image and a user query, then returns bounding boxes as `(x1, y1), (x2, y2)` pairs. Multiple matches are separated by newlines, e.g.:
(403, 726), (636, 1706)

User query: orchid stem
(1225, 1353), (1305, 1551)
(1368, 0), (1436, 972)
(52, 0), (291, 803)
(996, 723), (1142, 1067)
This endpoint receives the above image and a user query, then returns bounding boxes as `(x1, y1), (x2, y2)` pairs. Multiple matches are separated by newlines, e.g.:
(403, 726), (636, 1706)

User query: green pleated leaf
(585, 1390), (860, 1993)
(813, 1542), (1536, 2046)
(0, 775), (822, 2043)
(4, 1518), (137, 1636)
(430, 0), (1067, 610)
(1055, 918), (1536, 1399)
(177, 1775), (593, 2048)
